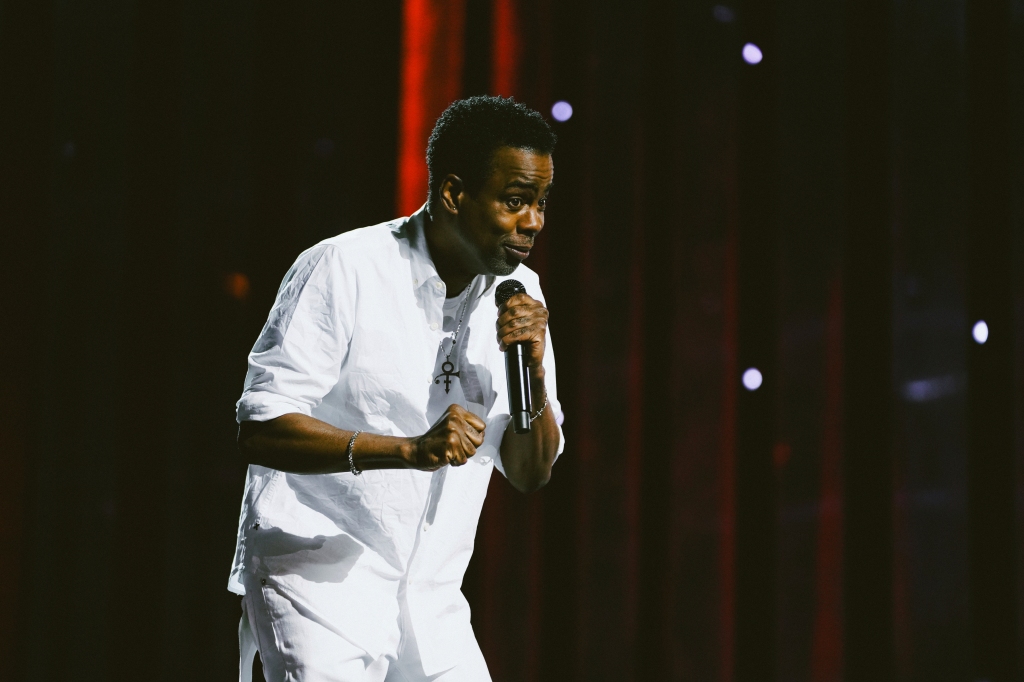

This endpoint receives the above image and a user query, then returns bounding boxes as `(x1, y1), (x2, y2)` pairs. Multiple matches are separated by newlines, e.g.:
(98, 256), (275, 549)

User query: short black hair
(426, 96), (557, 217)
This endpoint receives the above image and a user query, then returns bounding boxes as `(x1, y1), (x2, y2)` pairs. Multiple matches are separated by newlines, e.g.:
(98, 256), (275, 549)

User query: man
(230, 96), (564, 682)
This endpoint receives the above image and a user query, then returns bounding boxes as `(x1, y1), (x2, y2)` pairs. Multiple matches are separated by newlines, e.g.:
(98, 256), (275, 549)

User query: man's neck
(423, 212), (476, 296)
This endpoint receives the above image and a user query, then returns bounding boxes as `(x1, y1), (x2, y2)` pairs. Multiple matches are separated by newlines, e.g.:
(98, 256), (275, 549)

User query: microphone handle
(505, 343), (532, 434)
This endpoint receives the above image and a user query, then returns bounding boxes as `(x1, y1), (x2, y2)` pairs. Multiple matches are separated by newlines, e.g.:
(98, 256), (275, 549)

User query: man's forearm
(499, 369), (560, 493)
(238, 413), (412, 474)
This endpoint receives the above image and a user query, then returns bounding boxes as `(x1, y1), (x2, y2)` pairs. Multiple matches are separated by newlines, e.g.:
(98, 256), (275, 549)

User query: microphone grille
(495, 279), (526, 306)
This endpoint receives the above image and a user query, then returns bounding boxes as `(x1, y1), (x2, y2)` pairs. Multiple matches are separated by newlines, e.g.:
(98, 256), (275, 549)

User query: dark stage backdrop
(2, 1), (1022, 681)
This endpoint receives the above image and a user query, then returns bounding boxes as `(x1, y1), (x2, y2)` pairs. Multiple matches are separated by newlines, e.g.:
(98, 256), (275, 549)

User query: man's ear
(439, 174), (464, 215)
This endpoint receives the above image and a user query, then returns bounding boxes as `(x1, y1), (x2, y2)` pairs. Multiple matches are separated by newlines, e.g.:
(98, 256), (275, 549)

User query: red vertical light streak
(720, 224), (739, 682)
(716, 102), (745, 675)
(810, 275), (845, 681)
(480, 474), (506, 673)
(716, 97), (742, 679)
(486, 4), (519, 677)
(621, 126), (646, 679)
(490, 0), (520, 97)
(395, 0), (466, 217)
(666, 229), (686, 679)
(525, 496), (544, 682)
(574, 153), (598, 679)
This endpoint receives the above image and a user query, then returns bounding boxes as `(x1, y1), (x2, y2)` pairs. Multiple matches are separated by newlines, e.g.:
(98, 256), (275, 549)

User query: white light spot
(742, 368), (763, 391)
(551, 101), (573, 122)
(742, 43), (763, 65)
(972, 320), (989, 344)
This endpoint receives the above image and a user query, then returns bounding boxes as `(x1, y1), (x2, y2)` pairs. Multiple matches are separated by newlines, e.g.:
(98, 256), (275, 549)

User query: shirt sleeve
(236, 244), (354, 423)
(543, 324), (566, 453)
(531, 280), (565, 451)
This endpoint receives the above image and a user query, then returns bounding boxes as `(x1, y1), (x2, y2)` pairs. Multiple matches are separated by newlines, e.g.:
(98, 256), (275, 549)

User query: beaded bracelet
(347, 430), (362, 476)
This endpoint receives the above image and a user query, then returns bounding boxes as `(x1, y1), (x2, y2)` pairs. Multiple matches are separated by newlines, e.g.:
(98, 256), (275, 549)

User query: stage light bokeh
(551, 100), (573, 122)
(743, 43), (763, 65)
(743, 367), (763, 391)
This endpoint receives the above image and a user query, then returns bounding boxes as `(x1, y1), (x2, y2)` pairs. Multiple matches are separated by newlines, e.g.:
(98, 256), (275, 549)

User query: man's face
(455, 147), (554, 276)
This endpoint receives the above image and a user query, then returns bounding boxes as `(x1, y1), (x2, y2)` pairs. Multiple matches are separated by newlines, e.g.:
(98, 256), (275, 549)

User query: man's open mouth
(503, 244), (531, 260)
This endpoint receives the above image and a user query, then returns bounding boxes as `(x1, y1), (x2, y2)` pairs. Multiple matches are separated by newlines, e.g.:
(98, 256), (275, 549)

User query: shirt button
(435, 282), (443, 290)
(413, 278), (419, 286)
(430, 322), (439, 331)
(260, 578), (266, 586)
(423, 523), (429, 532)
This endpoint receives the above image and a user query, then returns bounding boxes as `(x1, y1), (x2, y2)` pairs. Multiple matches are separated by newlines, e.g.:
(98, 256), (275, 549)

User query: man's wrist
(397, 438), (417, 468)
(349, 433), (418, 471)
(528, 367), (546, 409)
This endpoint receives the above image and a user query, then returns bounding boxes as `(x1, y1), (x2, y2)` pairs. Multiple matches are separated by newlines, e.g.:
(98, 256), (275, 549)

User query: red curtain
(395, 0), (466, 217)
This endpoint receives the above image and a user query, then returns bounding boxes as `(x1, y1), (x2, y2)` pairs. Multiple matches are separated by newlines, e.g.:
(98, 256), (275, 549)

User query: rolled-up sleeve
(236, 245), (353, 423)
(542, 325), (566, 458)
(533, 284), (565, 458)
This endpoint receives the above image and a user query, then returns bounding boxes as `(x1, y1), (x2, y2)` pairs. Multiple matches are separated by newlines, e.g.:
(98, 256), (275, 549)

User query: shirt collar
(403, 205), (439, 293)
(400, 205), (496, 301)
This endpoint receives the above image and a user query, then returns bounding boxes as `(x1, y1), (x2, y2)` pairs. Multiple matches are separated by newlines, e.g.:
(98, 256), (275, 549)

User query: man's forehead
(503, 175), (554, 190)
(492, 149), (554, 188)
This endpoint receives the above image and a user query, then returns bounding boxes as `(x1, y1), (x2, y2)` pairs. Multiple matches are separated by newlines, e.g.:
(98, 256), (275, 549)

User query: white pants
(239, 580), (491, 682)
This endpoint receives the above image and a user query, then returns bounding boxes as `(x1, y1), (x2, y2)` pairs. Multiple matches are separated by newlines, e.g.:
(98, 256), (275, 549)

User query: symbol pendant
(434, 360), (461, 394)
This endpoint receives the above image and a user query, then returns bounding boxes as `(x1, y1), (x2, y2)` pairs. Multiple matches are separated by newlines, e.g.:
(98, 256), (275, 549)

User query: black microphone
(495, 279), (532, 434)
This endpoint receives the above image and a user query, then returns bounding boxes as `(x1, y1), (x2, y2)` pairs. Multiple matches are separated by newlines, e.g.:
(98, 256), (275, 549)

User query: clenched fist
(406, 404), (486, 470)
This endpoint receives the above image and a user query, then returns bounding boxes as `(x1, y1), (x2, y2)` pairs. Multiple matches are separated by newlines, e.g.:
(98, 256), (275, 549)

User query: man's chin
(485, 256), (520, 277)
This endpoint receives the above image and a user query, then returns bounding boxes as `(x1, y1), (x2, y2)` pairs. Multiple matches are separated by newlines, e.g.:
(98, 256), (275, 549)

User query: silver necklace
(434, 288), (471, 394)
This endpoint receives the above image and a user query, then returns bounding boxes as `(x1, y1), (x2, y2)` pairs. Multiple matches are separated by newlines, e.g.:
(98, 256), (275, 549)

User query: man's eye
(507, 197), (523, 208)
(538, 197), (547, 210)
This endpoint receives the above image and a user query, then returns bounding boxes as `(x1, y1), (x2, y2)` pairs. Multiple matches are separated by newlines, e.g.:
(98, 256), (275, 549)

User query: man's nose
(518, 207), (543, 234)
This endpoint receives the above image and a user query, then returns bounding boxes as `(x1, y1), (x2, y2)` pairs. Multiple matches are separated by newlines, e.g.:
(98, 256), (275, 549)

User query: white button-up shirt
(229, 207), (564, 674)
